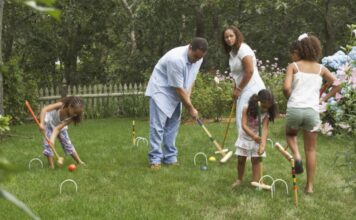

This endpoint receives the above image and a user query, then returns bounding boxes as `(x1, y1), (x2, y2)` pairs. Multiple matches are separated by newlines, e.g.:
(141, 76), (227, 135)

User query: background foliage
(3, 0), (355, 86)
(1, 0), (355, 122)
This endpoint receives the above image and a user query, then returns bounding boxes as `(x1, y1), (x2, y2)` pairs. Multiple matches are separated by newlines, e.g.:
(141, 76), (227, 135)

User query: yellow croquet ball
(208, 156), (216, 162)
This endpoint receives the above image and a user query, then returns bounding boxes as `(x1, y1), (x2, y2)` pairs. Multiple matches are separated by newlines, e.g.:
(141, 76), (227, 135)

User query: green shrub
(0, 115), (11, 139)
(2, 58), (38, 123)
(184, 73), (233, 121)
(117, 94), (149, 118)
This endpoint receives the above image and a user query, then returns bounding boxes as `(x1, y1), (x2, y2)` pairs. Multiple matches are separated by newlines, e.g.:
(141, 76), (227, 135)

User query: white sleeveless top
(287, 62), (323, 112)
(44, 109), (70, 130)
(229, 43), (265, 91)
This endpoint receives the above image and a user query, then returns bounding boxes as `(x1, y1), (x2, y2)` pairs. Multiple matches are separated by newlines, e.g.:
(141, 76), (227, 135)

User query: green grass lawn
(1, 118), (355, 219)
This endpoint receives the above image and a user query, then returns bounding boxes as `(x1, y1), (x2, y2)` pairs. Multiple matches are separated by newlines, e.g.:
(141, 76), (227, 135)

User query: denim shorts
(286, 107), (321, 132)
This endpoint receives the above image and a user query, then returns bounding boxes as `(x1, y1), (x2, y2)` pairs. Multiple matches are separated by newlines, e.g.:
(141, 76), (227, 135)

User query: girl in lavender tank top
(39, 96), (86, 169)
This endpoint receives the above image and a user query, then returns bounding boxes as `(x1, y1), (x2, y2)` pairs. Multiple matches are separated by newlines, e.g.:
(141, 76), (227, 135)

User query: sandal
(150, 164), (161, 170)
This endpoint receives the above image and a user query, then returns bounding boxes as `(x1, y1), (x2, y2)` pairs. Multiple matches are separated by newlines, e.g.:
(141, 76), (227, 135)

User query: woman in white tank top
(283, 33), (341, 194)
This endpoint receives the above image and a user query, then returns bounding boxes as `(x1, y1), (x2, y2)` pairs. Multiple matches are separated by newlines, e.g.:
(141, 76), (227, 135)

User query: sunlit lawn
(1, 118), (355, 219)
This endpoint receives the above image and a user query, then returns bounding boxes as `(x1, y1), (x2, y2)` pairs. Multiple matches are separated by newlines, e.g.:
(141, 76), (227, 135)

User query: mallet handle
(197, 119), (226, 156)
(257, 101), (264, 178)
(275, 142), (293, 161)
(221, 102), (235, 149)
(25, 101), (61, 160)
(320, 82), (330, 98)
(25, 101), (41, 127)
(257, 101), (262, 137)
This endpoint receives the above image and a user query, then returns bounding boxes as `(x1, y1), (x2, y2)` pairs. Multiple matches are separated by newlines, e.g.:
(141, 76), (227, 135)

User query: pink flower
(335, 92), (343, 101)
(319, 102), (327, 113)
(332, 79), (341, 86)
(339, 63), (350, 72)
(320, 122), (333, 136)
(337, 123), (351, 131)
(351, 69), (356, 89)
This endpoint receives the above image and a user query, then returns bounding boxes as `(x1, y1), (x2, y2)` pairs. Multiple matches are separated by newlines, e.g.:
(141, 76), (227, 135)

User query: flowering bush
(320, 25), (356, 137)
(258, 57), (287, 113)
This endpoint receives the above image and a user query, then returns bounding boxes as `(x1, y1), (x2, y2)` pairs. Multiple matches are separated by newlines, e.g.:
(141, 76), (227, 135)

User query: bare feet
(231, 179), (242, 189)
(304, 185), (314, 194)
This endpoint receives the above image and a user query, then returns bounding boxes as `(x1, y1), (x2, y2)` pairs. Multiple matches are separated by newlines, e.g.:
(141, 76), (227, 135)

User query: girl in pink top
(231, 89), (277, 188)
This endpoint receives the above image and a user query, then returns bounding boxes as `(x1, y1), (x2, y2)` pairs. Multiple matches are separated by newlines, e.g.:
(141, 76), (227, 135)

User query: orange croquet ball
(68, 164), (76, 172)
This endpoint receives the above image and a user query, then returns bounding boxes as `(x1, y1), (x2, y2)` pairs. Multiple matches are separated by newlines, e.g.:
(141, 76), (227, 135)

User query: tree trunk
(323, 0), (336, 55)
(0, 0), (4, 115)
(195, 4), (205, 37)
(121, 0), (137, 55)
(178, 14), (186, 42)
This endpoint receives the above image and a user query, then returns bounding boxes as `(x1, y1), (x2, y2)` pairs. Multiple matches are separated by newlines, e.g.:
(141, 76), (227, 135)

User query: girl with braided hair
(39, 96), (85, 169)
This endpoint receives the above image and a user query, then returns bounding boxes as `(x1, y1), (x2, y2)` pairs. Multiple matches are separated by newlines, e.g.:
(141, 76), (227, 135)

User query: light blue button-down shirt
(145, 45), (203, 118)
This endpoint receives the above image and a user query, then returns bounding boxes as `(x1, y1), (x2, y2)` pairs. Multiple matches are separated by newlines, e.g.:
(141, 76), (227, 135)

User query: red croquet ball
(68, 164), (76, 172)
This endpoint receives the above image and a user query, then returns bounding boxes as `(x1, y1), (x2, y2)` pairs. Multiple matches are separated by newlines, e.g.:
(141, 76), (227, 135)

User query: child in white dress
(231, 89), (277, 188)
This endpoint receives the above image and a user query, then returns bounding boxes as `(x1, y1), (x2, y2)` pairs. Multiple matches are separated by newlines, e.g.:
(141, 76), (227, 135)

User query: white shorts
(235, 146), (266, 158)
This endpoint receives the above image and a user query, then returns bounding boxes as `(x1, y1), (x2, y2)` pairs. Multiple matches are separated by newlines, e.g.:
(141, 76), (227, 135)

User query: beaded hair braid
(61, 96), (84, 125)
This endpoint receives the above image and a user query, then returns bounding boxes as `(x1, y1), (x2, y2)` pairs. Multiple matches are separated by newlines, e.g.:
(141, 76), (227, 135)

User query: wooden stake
(132, 120), (136, 145)
(291, 159), (298, 206)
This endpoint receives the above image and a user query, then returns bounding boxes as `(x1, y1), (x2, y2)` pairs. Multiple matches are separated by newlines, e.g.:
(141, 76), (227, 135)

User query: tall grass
(0, 118), (355, 219)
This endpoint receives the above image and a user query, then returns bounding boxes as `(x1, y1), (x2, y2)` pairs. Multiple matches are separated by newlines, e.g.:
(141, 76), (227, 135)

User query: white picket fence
(38, 83), (147, 117)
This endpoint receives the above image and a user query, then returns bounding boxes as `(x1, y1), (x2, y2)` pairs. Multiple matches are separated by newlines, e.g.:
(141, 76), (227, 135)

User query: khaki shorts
(286, 107), (321, 132)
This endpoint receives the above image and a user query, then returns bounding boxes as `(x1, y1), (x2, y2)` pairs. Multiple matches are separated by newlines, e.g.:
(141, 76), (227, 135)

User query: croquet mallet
(196, 118), (233, 163)
(257, 101), (264, 180)
(25, 101), (64, 166)
(221, 101), (236, 149)
(275, 142), (298, 206)
(250, 102), (271, 190)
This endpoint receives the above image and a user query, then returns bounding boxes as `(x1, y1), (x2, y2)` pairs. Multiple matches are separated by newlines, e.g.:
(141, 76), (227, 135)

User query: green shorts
(285, 107), (321, 132)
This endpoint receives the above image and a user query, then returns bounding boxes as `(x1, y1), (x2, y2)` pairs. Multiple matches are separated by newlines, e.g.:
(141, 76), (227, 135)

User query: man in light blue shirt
(145, 37), (208, 169)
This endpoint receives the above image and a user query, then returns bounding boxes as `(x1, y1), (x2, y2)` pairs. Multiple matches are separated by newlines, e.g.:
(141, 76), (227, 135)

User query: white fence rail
(38, 83), (147, 117)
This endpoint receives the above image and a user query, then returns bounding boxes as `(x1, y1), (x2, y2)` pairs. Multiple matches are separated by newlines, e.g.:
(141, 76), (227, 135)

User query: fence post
(61, 77), (68, 98)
